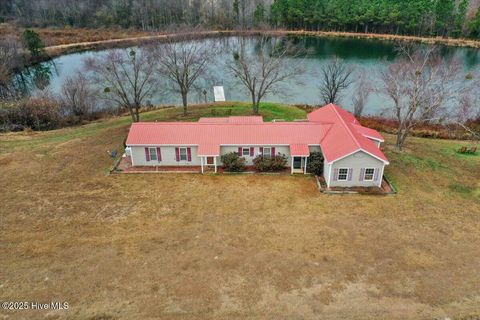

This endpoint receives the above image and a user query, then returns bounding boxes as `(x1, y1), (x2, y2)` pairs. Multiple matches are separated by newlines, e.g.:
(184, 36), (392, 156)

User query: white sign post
(213, 86), (226, 102)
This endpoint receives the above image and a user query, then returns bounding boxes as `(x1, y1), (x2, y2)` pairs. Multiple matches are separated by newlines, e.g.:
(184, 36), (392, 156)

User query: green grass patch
(394, 152), (449, 170)
(448, 183), (474, 195)
(0, 102), (306, 154)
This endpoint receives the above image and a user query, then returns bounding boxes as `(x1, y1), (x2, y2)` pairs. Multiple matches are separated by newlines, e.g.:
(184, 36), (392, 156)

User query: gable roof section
(198, 144), (220, 156)
(308, 104), (389, 164)
(290, 144), (310, 156)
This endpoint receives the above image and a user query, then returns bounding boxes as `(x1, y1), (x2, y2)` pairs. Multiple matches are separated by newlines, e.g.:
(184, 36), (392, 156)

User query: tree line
(2, 0), (480, 39)
(271, 0), (480, 38)
(0, 0), (272, 30)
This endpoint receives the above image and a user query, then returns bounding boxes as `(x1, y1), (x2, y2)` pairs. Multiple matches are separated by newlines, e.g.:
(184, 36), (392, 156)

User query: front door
(293, 157), (302, 169)
(206, 157), (214, 165)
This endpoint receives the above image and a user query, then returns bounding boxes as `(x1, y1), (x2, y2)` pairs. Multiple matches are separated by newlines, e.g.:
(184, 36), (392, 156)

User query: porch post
(214, 156), (217, 173)
(304, 156), (308, 174)
(201, 156), (204, 174)
(291, 156), (294, 174)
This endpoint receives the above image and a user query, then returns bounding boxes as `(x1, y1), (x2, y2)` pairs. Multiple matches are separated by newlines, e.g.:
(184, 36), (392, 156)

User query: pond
(18, 36), (480, 116)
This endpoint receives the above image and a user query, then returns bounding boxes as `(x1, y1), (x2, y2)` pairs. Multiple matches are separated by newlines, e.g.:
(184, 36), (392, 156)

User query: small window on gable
(149, 147), (157, 161)
(242, 147), (250, 156)
(179, 147), (187, 161)
(337, 168), (348, 181)
(364, 168), (375, 181)
(263, 147), (271, 159)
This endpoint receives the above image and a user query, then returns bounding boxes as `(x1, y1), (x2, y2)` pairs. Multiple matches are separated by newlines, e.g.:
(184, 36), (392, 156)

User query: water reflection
(12, 61), (55, 97)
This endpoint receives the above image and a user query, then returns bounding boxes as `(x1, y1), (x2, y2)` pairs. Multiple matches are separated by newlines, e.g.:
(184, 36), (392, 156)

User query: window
(364, 168), (375, 181)
(242, 147), (250, 156)
(263, 147), (271, 159)
(337, 168), (348, 181)
(179, 147), (187, 161)
(149, 147), (157, 161)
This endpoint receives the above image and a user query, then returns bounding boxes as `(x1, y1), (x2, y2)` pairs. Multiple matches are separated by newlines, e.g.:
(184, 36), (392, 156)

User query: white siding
(219, 145), (291, 165)
(328, 151), (385, 187)
(130, 146), (201, 166)
(323, 162), (331, 186)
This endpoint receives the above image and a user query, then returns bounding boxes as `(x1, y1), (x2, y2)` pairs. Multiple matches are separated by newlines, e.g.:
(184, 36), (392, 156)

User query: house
(125, 104), (389, 187)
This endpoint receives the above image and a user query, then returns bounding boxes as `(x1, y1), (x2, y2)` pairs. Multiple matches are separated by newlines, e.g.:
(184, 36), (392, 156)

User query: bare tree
(319, 57), (354, 105)
(351, 72), (372, 117)
(154, 37), (216, 116)
(381, 44), (463, 150)
(227, 37), (304, 114)
(0, 38), (22, 100)
(59, 73), (98, 121)
(453, 88), (480, 140)
(84, 48), (157, 122)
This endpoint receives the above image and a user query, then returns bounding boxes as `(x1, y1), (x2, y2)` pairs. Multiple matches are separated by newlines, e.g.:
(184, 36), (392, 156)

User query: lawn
(0, 103), (479, 320)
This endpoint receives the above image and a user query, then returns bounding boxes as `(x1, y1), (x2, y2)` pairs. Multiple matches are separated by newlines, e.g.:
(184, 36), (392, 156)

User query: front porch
(112, 155), (294, 174)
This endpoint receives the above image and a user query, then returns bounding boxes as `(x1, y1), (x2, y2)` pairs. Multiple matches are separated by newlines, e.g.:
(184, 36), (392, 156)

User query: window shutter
(271, 147), (275, 157)
(260, 147), (263, 156)
(156, 147), (162, 162)
(359, 168), (365, 181)
(374, 168), (380, 181)
(145, 147), (150, 161)
(250, 147), (254, 156)
(333, 168), (338, 181)
(187, 147), (192, 161)
(238, 147), (242, 155)
(175, 147), (180, 162)
(347, 168), (353, 181)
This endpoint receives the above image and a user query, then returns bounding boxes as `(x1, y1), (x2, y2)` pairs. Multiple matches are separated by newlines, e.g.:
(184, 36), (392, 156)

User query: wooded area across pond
(1, 0), (480, 39)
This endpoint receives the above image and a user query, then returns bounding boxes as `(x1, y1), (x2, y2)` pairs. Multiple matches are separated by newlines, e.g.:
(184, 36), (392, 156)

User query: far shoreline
(43, 29), (480, 59)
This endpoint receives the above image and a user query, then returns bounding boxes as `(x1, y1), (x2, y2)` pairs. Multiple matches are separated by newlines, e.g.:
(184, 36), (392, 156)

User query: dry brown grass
(0, 23), (152, 46)
(0, 105), (479, 319)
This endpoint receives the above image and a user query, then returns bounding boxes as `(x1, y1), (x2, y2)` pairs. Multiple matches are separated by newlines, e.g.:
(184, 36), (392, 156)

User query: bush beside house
(221, 152), (246, 172)
(306, 151), (324, 175)
(253, 154), (287, 172)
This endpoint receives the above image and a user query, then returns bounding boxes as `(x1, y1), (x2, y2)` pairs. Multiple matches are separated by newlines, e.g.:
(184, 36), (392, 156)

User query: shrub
(253, 154), (287, 172)
(221, 152), (246, 172)
(306, 151), (324, 175)
(1, 96), (62, 131)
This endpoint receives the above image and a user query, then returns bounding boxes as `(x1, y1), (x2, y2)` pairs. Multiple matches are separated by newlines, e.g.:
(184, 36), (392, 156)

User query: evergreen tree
(469, 8), (480, 38)
(253, 4), (265, 26)
(434, 0), (455, 36)
(22, 29), (45, 58)
(453, 0), (469, 37)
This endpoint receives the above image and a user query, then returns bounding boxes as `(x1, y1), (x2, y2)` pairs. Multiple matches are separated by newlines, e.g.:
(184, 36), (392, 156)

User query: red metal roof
(290, 144), (310, 156)
(198, 116), (263, 123)
(126, 104), (388, 164)
(198, 144), (220, 156)
(126, 122), (329, 146)
(308, 104), (388, 164)
(352, 124), (384, 142)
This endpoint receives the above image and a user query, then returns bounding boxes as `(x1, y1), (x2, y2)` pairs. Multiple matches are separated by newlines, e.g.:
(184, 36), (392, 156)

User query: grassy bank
(0, 103), (479, 319)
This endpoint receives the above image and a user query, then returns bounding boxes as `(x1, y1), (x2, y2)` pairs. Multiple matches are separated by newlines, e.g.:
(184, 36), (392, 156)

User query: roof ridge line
(330, 105), (361, 149)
